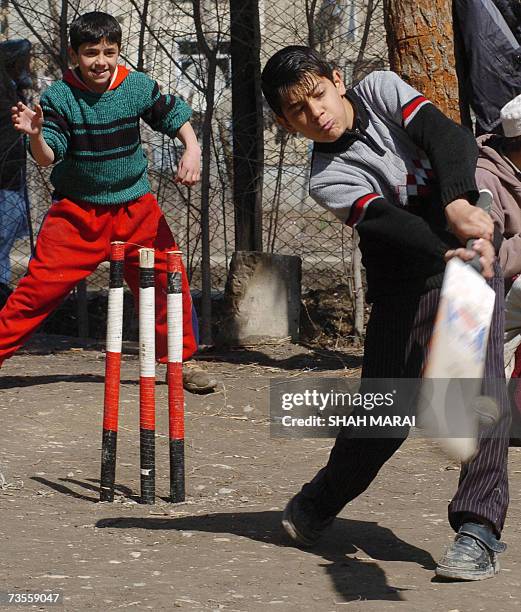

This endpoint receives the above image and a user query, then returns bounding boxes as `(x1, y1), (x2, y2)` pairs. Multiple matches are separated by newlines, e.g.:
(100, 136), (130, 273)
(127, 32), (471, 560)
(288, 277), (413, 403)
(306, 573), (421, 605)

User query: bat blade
(419, 258), (495, 462)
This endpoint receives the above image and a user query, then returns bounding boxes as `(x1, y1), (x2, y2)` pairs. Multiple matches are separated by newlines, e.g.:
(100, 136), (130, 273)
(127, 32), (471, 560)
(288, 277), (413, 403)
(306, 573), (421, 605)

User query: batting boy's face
(69, 38), (120, 93)
(276, 70), (353, 143)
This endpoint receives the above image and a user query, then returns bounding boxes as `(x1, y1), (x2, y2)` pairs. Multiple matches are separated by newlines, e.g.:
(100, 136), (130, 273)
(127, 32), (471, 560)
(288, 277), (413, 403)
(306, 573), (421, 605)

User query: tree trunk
(1, 0), (8, 39)
(58, 0), (68, 72)
(384, 0), (460, 121)
(305, 0), (320, 49)
(353, 0), (375, 82)
(230, 0), (263, 252)
(199, 78), (215, 346)
(193, 0), (217, 345)
(136, 0), (150, 72)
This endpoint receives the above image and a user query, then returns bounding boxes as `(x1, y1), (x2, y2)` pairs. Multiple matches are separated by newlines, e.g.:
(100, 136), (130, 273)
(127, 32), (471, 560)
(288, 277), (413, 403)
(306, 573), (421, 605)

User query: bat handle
(466, 189), (493, 273)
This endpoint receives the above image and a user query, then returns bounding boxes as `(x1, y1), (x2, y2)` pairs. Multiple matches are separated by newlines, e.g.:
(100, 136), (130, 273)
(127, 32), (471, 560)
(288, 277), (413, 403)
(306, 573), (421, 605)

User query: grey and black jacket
(310, 70), (480, 301)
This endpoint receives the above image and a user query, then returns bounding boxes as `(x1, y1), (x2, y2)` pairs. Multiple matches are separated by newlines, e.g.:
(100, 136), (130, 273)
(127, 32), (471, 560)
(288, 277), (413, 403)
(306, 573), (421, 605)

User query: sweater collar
(63, 64), (130, 92)
(313, 90), (369, 154)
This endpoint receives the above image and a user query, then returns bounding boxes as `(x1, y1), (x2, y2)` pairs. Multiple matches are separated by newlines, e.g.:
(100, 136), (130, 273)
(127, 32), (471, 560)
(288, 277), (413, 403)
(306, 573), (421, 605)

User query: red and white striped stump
(139, 247), (156, 504)
(166, 250), (185, 502)
(100, 241), (125, 502)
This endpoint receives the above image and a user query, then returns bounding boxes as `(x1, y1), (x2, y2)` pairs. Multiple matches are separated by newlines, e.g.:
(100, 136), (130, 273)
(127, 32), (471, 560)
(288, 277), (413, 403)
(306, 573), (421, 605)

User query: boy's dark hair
(69, 12), (122, 52)
(261, 46), (335, 117)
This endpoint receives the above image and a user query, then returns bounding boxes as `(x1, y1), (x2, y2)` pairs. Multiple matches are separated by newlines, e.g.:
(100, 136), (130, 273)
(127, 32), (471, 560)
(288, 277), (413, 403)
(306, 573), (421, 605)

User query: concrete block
(217, 251), (301, 346)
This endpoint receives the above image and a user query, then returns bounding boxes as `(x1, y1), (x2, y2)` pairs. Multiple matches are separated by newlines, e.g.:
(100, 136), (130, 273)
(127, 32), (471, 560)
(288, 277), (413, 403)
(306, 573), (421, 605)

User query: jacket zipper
(350, 127), (386, 157)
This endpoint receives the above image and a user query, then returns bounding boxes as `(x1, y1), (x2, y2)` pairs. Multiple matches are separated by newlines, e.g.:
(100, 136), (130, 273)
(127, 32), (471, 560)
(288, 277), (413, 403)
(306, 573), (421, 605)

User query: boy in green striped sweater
(2, 11), (216, 392)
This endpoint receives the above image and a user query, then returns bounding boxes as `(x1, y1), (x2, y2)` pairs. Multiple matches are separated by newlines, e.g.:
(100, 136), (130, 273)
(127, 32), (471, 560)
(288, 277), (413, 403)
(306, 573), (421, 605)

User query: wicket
(167, 251), (185, 503)
(100, 242), (185, 504)
(139, 247), (156, 504)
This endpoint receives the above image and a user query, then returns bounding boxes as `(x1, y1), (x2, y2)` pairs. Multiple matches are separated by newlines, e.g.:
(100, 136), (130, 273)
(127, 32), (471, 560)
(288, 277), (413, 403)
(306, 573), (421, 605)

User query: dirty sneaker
(282, 492), (334, 547)
(435, 522), (506, 581)
(181, 363), (218, 394)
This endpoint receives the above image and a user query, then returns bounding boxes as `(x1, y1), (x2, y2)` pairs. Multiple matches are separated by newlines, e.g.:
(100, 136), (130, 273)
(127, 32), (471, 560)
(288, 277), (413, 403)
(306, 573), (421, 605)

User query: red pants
(0, 193), (197, 364)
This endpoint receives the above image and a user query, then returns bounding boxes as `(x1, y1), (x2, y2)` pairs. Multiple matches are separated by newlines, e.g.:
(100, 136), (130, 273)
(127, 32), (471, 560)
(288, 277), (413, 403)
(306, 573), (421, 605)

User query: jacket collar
(313, 90), (369, 154)
(63, 64), (130, 92)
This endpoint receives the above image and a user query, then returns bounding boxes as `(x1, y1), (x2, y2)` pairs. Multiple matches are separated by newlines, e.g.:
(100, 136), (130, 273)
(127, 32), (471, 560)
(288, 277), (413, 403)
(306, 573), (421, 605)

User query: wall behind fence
(1, 0), (387, 336)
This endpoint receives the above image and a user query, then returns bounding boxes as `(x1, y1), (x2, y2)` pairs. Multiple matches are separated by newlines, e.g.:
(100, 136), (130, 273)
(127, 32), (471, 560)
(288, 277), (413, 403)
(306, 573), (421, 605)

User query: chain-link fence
(0, 0), (387, 339)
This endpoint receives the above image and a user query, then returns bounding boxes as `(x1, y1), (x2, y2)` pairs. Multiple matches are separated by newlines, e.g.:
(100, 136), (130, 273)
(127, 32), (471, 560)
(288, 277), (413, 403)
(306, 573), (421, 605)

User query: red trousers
(0, 193), (197, 364)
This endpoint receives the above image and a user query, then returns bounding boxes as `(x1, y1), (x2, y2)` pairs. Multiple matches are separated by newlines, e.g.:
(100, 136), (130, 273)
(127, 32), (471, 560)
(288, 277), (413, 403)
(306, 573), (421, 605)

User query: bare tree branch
(305, 0), (319, 49)
(10, 0), (62, 69)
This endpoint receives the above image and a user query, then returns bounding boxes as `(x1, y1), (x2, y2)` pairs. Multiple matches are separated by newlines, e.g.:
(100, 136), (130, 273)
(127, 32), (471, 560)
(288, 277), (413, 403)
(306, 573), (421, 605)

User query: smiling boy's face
(69, 38), (120, 93)
(276, 70), (353, 143)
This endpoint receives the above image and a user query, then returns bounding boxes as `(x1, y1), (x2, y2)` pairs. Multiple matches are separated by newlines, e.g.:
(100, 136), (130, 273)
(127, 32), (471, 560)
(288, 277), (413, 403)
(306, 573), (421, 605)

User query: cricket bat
(418, 190), (496, 462)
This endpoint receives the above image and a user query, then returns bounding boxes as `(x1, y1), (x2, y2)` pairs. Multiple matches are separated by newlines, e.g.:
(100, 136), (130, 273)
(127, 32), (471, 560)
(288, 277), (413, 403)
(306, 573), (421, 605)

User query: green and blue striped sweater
(39, 65), (192, 204)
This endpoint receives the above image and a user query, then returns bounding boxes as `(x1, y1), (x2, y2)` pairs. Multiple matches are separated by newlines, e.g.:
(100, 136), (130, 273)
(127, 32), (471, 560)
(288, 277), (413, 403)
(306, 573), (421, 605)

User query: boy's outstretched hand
(12, 101), (54, 167)
(175, 146), (201, 187)
(444, 238), (495, 279)
(445, 198), (494, 243)
(11, 101), (44, 136)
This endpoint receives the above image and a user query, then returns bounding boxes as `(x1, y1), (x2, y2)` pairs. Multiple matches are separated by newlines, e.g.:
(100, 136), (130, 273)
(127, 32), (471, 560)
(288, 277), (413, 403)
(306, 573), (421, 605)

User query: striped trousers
(301, 265), (510, 536)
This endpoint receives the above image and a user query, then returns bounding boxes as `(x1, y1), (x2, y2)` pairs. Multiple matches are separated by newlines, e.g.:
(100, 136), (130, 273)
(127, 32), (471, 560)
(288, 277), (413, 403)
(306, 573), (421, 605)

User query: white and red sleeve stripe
(346, 193), (381, 227)
(402, 95), (431, 128)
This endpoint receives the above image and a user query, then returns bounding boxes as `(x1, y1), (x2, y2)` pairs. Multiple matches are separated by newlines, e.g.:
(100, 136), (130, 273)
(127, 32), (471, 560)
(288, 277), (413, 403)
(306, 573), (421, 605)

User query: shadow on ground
(31, 476), (137, 503)
(93, 511), (435, 603)
(13, 333), (363, 373)
(197, 344), (363, 372)
(28, 475), (436, 601)
(0, 374), (140, 388)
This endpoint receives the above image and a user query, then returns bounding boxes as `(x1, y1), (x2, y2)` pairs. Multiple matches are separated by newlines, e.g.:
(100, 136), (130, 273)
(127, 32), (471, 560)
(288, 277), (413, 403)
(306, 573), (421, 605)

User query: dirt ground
(1, 334), (520, 612)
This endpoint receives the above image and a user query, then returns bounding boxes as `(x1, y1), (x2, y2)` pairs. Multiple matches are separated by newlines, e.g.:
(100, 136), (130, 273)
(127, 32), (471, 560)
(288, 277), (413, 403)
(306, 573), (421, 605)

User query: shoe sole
(281, 499), (317, 548)
(435, 560), (500, 581)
